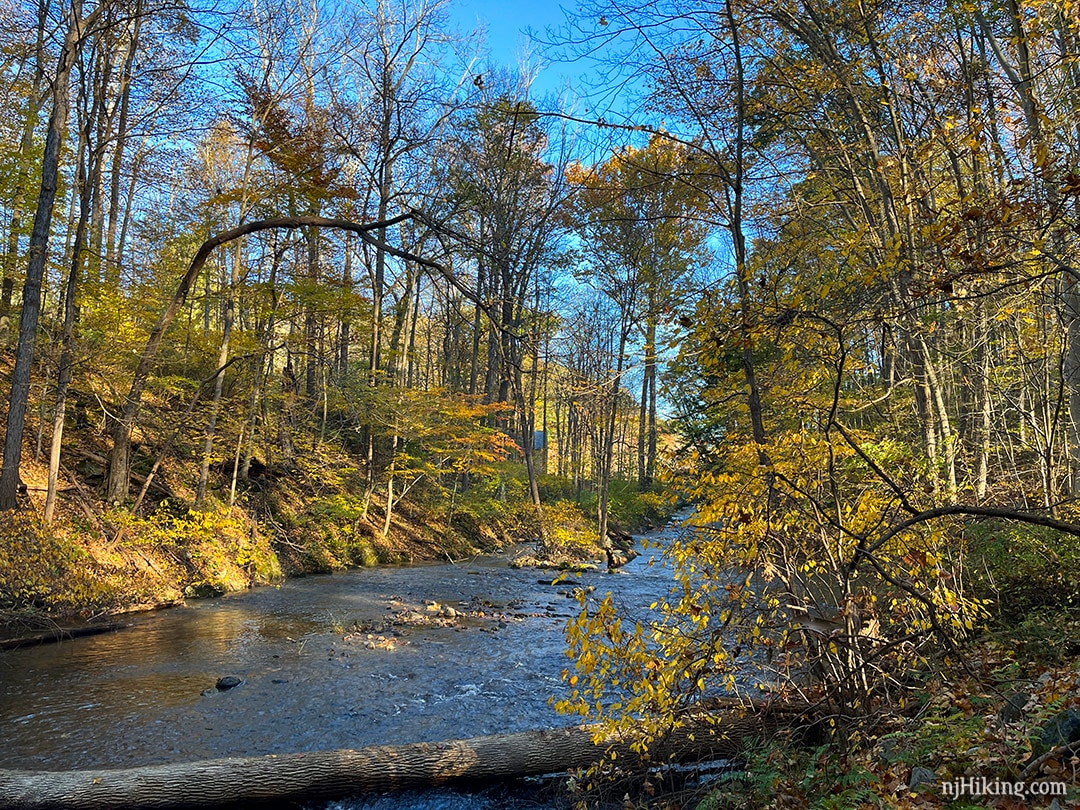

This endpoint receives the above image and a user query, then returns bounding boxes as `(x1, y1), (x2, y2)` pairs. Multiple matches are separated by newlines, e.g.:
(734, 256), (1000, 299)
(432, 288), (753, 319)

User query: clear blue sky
(451, 0), (580, 97)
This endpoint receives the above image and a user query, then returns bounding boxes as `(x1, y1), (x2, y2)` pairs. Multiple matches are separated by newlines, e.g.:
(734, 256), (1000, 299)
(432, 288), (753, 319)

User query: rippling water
(0, 518), (690, 808)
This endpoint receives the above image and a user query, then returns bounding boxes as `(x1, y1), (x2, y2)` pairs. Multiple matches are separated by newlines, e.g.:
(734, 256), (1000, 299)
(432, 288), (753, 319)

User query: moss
(296, 497), (385, 568)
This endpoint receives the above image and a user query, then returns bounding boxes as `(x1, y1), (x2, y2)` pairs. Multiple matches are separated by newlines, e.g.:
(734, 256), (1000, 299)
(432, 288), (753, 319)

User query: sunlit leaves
(352, 384), (518, 483)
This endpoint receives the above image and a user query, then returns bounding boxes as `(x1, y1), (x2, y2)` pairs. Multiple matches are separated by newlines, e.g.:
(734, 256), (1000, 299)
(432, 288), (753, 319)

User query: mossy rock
(347, 538), (380, 567)
(1037, 708), (1080, 753)
(183, 581), (226, 599)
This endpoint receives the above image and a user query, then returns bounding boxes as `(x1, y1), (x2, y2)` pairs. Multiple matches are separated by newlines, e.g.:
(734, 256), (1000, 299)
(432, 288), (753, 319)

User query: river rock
(877, 735), (901, 764)
(999, 692), (1031, 724)
(1039, 708), (1080, 751)
(605, 546), (639, 569)
(908, 766), (936, 790)
(216, 676), (243, 691)
(184, 582), (226, 599)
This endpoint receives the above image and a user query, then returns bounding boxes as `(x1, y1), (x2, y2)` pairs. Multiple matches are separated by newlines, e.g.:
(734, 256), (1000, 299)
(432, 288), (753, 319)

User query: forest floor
(552, 634), (1080, 810)
(596, 612), (1080, 810)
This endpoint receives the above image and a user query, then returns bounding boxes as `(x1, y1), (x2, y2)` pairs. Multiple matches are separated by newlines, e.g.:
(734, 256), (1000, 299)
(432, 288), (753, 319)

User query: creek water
(0, 517), (693, 808)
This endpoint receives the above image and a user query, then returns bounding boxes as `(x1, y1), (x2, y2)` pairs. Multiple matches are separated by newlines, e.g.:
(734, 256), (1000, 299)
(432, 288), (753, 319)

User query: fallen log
(0, 704), (808, 809)
(0, 622), (124, 651)
(71, 449), (173, 496)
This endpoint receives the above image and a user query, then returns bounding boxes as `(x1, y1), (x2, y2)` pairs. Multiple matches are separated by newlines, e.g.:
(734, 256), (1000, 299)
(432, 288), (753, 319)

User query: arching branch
(849, 505), (1080, 575)
(106, 213), (440, 502)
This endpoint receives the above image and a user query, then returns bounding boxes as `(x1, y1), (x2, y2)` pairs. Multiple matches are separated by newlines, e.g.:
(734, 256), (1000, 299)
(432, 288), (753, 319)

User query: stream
(0, 517), (694, 808)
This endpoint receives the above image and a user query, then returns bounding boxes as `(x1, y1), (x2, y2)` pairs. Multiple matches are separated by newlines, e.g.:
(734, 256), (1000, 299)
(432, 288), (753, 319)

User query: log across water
(0, 622), (123, 651)
(0, 704), (807, 809)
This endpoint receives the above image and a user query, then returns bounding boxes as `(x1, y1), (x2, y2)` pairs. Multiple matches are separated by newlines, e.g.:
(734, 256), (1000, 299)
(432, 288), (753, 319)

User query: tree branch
(850, 505), (1080, 575)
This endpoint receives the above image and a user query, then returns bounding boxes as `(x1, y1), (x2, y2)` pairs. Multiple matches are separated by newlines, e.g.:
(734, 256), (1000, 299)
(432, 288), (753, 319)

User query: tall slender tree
(0, 0), (101, 511)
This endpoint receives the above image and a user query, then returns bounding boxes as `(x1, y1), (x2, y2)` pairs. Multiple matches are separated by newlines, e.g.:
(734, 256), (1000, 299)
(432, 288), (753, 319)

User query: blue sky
(451, 0), (581, 97)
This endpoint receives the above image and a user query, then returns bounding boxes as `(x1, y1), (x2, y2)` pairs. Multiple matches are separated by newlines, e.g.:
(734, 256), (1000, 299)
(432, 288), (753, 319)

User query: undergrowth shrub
(443, 465), (545, 549)
(112, 505), (281, 596)
(966, 520), (1080, 619)
(0, 511), (121, 615)
(537, 474), (578, 503)
(303, 495), (381, 568)
(540, 499), (601, 560)
(696, 738), (883, 810)
(574, 478), (679, 530)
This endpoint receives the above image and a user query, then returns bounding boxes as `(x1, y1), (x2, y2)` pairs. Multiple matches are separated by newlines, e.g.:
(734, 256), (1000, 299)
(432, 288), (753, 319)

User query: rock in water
(605, 546), (639, 570)
(606, 527), (635, 551)
(216, 676), (243, 691)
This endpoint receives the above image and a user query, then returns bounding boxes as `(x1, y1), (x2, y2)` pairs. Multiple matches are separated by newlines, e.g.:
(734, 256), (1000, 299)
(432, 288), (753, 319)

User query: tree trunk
(45, 84), (102, 522)
(382, 468), (395, 538)
(386, 260), (416, 384)
(241, 244), (282, 481)
(103, 0), (142, 288)
(469, 254), (485, 395)
(598, 318), (632, 552)
(637, 369), (648, 487)
(406, 271), (422, 388)
(0, 1), (100, 510)
(337, 234), (352, 380)
(195, 242), (239, 507)
(303, 225), (320, 406)
(726, 0), (767, 461)
(920, 336), (958, 502)
(1, 0), (48, 320)
(975, 299), (993, 500)
(0, 708), (804, 810)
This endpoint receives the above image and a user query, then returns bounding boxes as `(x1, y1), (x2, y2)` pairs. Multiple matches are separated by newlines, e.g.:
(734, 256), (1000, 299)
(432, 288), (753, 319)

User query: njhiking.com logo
(941, 776), (1067, 800)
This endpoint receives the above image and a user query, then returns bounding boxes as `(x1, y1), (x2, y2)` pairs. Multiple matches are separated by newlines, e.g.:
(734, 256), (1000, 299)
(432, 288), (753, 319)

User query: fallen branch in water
(0, 622), (124, 650)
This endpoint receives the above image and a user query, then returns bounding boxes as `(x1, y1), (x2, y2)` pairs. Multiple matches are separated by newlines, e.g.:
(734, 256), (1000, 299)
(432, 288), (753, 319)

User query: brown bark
(0, 709), (803, 810)
(0, 622), (123, 651)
